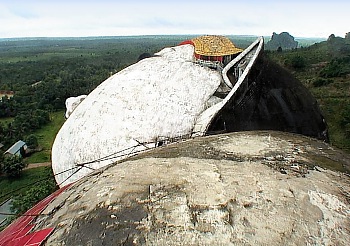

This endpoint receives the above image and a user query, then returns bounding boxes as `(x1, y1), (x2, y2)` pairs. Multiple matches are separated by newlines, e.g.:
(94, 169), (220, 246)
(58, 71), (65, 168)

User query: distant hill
(265, 32), (298, 51)
(295, 37), (326, 47)
(267, 34), (350, 152)
(326, 34), (350, 57)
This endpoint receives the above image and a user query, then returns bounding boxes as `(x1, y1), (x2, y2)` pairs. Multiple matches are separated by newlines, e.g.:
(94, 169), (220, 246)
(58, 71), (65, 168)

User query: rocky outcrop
(209, 56), (328, 141)
(35, 131), (350, 245)
(346, 32), (350, 39)
(328, 34), (336, 41)
(265, 32), (298, 51)
(326, 34), (350, 57)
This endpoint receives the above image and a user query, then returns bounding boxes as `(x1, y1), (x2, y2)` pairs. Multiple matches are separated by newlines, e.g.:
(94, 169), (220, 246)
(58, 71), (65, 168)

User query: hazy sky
(0, 0), (349, 38)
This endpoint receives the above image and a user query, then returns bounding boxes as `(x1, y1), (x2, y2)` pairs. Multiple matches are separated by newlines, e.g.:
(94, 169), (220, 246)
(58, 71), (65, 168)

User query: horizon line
(0, 33), (328, 41)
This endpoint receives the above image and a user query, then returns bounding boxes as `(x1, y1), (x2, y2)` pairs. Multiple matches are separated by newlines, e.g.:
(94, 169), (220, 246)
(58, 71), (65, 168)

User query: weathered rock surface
(265, 32), (298, 51)
(209, 56), (328, 141)
(35, 131), (350, 245)
(346, 32), (350, 39)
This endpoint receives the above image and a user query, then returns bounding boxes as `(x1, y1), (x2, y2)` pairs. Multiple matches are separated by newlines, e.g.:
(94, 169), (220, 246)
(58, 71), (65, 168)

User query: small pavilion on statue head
(180, 35), (243, 68)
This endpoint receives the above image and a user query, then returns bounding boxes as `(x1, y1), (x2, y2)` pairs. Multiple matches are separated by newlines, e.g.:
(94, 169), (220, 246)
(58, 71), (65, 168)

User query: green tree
(10, 178), (57, 215)
(287, 55), (306, 69)
(0, 149), (4, 175)
(312, 77), (333, 87)
(320, 59), (342, 78)
(340, 105), (350, 137)
(2, 155), (27, 178)
(25, 135), (39, 149)
(0, 122), (5, 141)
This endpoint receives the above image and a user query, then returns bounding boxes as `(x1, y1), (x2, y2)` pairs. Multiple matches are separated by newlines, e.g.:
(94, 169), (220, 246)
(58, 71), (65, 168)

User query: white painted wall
(52, 44), (223, 186)
(65, 95), (87, 119)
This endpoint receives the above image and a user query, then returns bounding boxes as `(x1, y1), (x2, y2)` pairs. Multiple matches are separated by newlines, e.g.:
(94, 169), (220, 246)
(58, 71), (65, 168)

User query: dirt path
(25, 162), (51, 170)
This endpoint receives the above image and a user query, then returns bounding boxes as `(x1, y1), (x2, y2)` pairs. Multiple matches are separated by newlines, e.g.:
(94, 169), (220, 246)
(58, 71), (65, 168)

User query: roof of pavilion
(191, 35), (243, 57)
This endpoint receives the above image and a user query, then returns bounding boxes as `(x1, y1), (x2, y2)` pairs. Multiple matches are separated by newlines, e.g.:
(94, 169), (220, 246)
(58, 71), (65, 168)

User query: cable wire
(0, 132), (200, 219)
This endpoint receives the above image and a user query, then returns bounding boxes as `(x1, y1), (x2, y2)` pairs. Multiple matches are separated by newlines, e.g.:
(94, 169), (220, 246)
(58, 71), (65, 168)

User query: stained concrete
(36, 131), (350, 245)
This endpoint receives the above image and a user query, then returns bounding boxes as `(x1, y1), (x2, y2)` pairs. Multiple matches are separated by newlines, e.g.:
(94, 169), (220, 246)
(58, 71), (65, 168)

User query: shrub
(10, 178), (57, 215)
(312, 78), (333, 87)
(0, 150), (4, 175)
(340, 105), (350, 137)
(285, 55), (306, 69)
(2, 155), (27, 178)
(25, 135), (39, 149)
(319, 60), (342, 78)
(319, 57), (350, 78)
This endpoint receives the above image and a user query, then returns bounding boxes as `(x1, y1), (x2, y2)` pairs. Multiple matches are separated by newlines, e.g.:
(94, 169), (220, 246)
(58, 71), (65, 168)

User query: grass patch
(308, 154), (348, 173)
(25, 111), (65, 163)
(0, 117), (14, 125)
(0, 166), (55, 204)
(317, 97), (350, 153)
(268, 38), (350, 153)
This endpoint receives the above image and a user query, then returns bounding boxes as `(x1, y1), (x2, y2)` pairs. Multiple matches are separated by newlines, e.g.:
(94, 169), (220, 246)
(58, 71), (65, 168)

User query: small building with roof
(0, 90), (14, 102)
(180, 35), (243, 68)
(4, 140), (27, 157)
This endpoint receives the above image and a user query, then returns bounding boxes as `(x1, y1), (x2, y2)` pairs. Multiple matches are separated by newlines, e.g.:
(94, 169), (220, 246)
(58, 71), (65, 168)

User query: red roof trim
(179, 40), (194, 46)
(0, 184), (72, 246)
